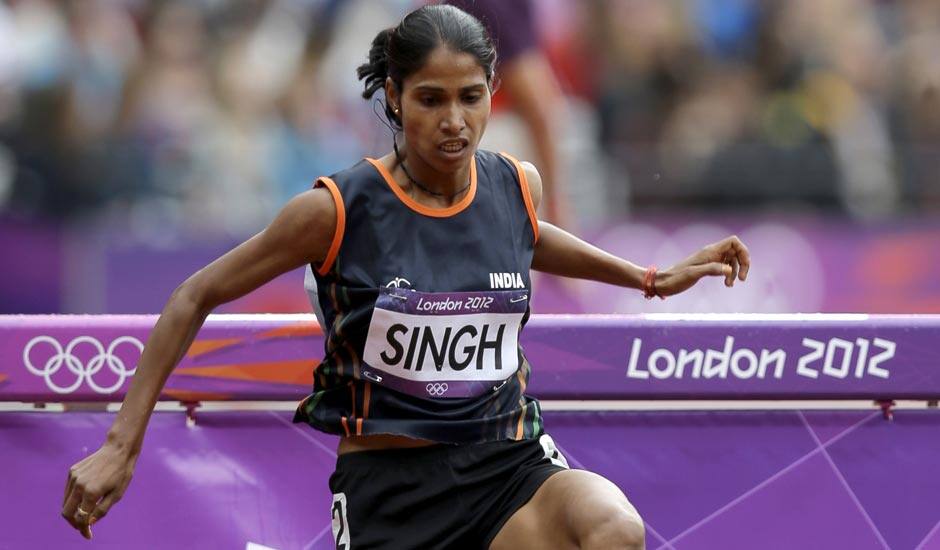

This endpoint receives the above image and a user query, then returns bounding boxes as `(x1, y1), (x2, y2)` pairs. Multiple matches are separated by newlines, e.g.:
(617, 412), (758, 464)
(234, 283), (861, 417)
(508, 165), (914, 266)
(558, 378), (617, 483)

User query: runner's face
(390, 46), (491, 174)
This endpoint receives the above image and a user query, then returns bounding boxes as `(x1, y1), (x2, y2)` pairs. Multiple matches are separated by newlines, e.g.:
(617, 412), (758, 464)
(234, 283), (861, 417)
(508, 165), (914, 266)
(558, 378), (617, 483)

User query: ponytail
(357, 27), (400, 127)
(357, 28), (393, 100)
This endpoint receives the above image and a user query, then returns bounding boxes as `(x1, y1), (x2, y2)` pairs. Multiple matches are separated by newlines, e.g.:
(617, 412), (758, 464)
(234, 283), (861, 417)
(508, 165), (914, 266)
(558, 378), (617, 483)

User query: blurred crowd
(1, 0), (938, 240)
(584, 0), (940, 218)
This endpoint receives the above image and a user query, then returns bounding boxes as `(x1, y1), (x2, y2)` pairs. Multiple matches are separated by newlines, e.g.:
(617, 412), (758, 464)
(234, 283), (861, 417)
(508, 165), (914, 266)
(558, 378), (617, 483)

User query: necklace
(393, 141), (471, 199)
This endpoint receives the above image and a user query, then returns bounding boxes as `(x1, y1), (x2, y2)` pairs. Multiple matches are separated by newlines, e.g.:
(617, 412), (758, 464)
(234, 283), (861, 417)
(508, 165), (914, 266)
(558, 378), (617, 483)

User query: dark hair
(357, 4), (498, 128)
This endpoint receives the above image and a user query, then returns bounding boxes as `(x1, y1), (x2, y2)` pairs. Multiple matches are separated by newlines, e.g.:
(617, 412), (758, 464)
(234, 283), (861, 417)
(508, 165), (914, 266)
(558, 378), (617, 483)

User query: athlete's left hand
(655, 235), (750, 297)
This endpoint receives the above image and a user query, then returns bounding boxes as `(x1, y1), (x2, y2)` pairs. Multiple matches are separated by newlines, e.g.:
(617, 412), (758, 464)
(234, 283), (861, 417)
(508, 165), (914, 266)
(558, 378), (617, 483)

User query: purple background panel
(6, 409), (939, 549)
(802, 410), (876, 445)
(547, 411), (820, 540)
(0, 220), (62, 313)
(672, 453), (885, 550)
(6, 218), (940, 316)
(5, 411), (336, 550)
(920, 525), (940, 550)
(824, 412), (940, 550)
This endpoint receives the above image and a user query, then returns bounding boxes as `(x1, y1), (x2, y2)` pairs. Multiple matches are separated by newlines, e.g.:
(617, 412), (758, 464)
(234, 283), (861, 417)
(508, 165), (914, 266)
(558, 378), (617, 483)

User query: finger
(721, 252), (732, 286)
(739, 252), (749, 281)
(727, 236), (750, 280)
(693, 262), (731, 279)
(64, 469), (76, 508)
(726, 256), (739, 287)
(75, 492), (99, 540)
(62, 486), (83, 529)
(81, 522), (93, 540)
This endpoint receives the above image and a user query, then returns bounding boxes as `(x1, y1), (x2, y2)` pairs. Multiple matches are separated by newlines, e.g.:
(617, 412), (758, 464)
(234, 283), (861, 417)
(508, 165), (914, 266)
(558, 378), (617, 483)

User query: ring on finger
(76, 507), (91, 517)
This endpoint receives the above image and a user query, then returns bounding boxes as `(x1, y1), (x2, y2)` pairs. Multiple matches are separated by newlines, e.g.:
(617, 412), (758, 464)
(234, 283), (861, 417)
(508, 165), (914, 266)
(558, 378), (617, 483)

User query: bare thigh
(489, 469), (644, 550)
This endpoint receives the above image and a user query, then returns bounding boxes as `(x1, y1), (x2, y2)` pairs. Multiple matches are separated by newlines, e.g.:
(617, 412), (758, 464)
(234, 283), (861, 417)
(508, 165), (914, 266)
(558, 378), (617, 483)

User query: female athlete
(62, 5), (750, 549)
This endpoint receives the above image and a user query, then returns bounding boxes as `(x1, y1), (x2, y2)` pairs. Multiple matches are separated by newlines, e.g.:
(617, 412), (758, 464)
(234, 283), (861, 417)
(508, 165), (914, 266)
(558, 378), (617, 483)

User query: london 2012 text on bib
(362, 288), (528, 398)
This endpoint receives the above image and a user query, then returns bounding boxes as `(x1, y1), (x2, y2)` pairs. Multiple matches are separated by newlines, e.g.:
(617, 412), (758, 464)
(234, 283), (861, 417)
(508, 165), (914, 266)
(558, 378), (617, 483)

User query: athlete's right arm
(61, 187), (338, 539)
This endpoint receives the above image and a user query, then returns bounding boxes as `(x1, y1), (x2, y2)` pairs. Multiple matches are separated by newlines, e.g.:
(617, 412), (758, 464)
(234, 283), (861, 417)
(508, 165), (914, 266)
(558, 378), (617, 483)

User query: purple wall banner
(5, 409), (939, 549)
(5, 217), (940, 315)
(1, 314), (939, 402)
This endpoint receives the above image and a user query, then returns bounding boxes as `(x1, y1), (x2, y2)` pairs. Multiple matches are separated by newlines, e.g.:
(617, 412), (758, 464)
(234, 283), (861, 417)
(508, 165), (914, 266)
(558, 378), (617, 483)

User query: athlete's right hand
(62, 441), (138, 540)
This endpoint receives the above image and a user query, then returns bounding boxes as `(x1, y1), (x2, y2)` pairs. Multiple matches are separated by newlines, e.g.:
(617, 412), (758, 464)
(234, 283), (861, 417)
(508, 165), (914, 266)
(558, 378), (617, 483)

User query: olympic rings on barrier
(23, 335), (143, 394)
(425, 382), (449, 397)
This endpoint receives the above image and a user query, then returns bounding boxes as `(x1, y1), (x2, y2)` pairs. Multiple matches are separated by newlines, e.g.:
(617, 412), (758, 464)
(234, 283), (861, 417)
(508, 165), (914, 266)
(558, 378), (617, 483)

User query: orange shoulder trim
(314, 176), (345, 276)
(498, 152), (539, 244)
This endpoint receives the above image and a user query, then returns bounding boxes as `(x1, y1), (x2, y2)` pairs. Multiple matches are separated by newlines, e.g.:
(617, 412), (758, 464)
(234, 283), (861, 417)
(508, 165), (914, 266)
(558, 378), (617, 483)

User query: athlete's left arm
(525, 163), (750, 297)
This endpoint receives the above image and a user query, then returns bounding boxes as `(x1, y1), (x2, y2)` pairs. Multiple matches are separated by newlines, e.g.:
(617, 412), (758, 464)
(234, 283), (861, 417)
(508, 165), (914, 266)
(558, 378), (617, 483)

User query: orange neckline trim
(365, 156), (477, 218)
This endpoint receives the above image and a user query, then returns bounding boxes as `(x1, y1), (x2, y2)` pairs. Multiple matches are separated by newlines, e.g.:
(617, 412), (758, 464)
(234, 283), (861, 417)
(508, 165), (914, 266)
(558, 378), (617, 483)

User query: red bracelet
(643, 265), (663, 300)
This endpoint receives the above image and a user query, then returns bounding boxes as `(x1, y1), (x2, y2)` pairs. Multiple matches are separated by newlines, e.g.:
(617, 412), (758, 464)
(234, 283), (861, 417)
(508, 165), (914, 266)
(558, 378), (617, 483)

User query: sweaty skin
(62, 44), (750, 540)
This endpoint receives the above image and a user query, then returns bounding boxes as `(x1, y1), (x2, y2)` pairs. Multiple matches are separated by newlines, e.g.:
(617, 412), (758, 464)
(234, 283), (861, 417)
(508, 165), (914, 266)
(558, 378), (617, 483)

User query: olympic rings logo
(23, 335), (143, 394)
(425, 382), (449, 397)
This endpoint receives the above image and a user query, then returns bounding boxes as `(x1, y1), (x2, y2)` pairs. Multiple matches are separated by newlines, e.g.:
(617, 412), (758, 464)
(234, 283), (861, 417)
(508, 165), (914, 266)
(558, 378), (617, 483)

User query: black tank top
(292, 149), (545, 444)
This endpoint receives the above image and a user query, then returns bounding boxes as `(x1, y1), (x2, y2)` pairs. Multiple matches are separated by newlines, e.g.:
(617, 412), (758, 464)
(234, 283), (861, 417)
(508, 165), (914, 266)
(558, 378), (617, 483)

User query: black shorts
(328, 433), (570, 549)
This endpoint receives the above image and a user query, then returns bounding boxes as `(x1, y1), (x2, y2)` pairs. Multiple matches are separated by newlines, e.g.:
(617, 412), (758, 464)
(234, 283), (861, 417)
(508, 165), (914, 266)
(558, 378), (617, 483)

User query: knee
(579, 508), (646, 550)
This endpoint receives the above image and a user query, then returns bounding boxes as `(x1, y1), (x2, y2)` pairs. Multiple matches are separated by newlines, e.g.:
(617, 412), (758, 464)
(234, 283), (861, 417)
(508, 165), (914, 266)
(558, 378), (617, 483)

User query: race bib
(362, 287), (528, 398)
